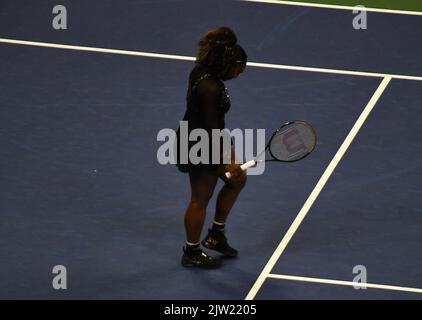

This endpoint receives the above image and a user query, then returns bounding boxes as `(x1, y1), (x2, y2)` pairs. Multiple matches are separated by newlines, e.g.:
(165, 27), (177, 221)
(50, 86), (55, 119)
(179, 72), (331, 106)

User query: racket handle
(225, 160), (257, 179)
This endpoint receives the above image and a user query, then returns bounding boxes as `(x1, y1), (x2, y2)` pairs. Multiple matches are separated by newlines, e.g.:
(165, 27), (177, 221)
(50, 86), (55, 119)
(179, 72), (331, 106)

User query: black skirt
(174, 126), (230, 174)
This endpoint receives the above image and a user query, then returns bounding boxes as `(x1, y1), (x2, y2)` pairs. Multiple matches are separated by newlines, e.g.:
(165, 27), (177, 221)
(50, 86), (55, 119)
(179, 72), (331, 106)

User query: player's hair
(196, 27), (247, 77)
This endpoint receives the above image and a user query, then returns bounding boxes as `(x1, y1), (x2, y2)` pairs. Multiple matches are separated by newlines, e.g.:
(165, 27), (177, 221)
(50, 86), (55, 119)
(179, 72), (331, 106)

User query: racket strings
(269, 122), (316, 162)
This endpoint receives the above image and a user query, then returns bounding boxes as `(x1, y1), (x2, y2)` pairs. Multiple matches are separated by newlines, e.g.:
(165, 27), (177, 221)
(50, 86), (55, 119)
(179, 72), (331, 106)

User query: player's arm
(196, 78), (221, 131)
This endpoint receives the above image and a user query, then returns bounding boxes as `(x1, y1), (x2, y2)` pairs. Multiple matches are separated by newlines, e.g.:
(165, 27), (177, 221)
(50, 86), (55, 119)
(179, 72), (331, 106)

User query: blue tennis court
(1, 0), (422, 299)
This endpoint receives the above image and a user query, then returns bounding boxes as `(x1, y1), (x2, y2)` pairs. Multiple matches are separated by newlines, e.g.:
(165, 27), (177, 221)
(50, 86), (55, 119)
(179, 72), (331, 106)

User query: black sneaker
(181, 247), (222, 268)
(201, 229), (238, 258)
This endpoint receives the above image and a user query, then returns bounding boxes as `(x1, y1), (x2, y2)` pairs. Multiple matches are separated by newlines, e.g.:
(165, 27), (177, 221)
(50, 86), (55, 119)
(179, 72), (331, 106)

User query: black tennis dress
(175, 64), (231, 173)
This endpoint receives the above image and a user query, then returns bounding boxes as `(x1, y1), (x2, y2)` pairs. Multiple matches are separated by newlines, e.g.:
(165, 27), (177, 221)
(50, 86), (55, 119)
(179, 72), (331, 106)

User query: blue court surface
(1, 0), (422, 299)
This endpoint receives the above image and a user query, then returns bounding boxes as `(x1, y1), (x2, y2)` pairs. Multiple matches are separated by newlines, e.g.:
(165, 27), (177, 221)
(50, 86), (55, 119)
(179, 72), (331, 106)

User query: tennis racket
(225, 120), (317, 179)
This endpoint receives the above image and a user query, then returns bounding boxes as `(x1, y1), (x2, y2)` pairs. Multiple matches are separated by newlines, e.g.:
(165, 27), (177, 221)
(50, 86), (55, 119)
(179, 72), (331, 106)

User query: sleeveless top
(175, 64), (231, 173)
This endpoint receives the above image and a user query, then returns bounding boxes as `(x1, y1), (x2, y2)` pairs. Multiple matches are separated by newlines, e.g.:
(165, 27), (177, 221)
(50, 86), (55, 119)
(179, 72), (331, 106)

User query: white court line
(0, 38), (195, 62)
(241, 0), (422, 17)
(268, 274), (422, 294)
(245, 76), (392, 300)
(1, 38), (422, 81)
(248, 62), (422, 81)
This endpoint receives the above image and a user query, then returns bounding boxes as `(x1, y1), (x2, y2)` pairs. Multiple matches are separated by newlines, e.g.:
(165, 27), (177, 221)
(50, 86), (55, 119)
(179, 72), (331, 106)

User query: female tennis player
(175, 27), (247, 268)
